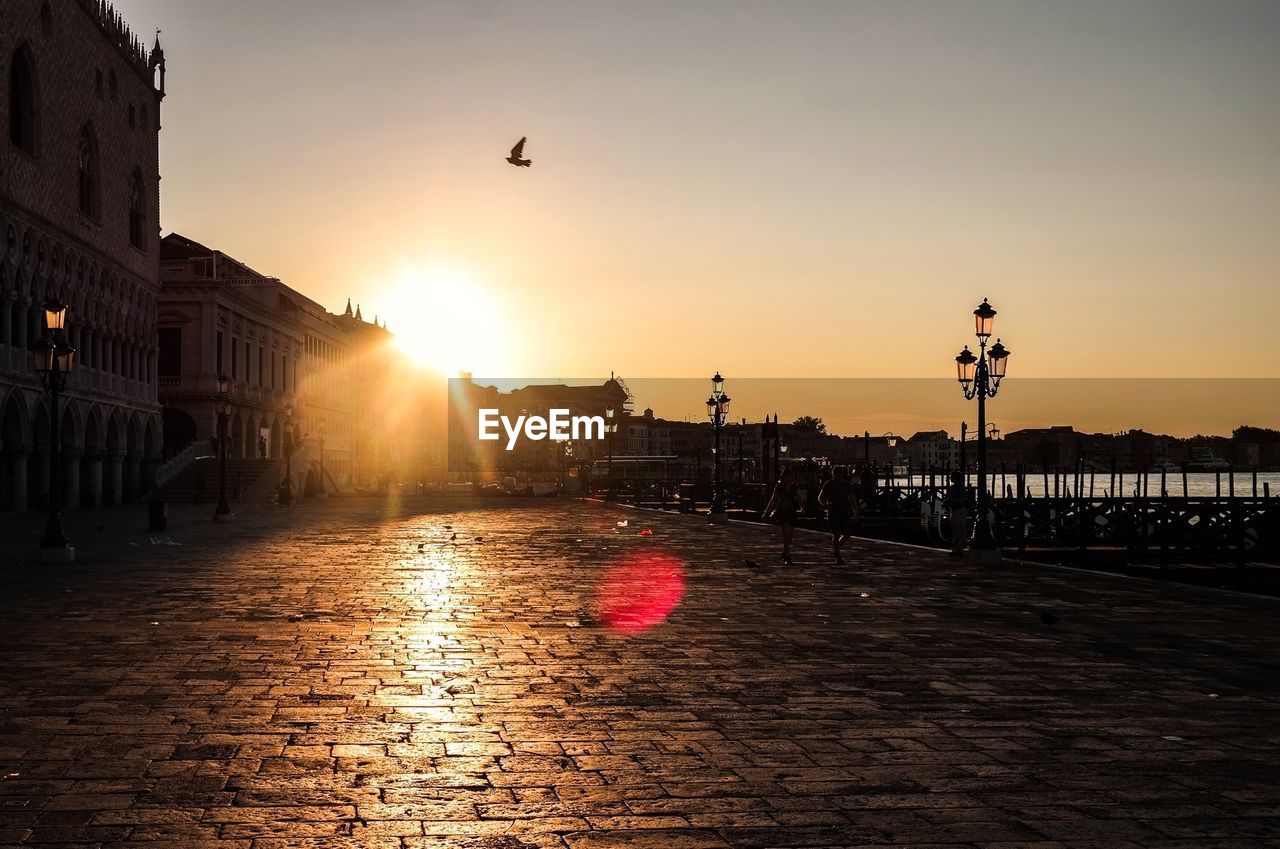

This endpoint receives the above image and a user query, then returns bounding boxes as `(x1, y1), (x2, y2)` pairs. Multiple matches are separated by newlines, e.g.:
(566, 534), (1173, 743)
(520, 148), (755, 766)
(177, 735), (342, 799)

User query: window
(95, 69), (103, 98)
(108, 69), (117, 100)
(40, 2), (53, 37)
(128, 170), (146, 249)
(9, 47), (40, 155)
(158, 328), (181, 376)
(216, 330), (224, 374)
(258, 346), (264, 385)
(128, 104), (136, 128)
(231, 337), (238, 379)
(77, 127), (99, 219)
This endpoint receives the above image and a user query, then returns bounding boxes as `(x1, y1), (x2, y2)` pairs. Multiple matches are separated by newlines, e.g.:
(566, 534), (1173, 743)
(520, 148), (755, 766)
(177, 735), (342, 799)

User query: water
(892, 471), (1280, 499)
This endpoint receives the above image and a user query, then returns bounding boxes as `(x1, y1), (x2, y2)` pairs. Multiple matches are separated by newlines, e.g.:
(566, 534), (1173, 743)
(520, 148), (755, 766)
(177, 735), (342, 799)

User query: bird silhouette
(506, 137), (532, 167)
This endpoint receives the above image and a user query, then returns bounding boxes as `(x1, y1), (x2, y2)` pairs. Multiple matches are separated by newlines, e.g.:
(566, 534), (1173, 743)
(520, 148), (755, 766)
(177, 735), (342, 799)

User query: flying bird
(506, 137), (532, 167)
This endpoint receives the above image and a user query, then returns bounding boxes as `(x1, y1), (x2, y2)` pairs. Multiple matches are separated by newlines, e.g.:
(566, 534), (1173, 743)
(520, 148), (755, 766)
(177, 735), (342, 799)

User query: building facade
(0, 0), (165, 511)
(157, 233), (400, 490)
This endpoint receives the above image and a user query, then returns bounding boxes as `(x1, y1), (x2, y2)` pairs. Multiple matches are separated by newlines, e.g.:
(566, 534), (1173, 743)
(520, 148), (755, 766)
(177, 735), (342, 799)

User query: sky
(114, 0), (1280, 390)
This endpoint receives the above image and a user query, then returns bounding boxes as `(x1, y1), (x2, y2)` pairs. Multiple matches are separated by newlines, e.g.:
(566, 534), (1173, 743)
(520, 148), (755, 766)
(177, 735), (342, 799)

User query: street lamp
(214, 374), (233, 521)
(954, 298), (1012, 564)
(31, 295), (75, 562)
(604, 407), (616, 501)
(706, 372), (731, 523)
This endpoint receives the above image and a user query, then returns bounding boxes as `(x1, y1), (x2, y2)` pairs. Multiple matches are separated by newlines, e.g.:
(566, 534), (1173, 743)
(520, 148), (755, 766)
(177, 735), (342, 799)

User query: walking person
(945, 472), (969, 556)
(818, 465), (858, 565)
(762, 468), (800, 564)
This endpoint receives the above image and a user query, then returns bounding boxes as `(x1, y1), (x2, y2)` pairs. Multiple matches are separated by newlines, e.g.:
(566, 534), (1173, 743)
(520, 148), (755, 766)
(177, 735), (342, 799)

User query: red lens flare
(595, 551), (686, 634)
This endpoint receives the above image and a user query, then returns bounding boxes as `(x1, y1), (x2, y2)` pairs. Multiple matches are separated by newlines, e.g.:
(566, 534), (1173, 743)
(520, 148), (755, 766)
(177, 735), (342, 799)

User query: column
(9, 450), (27, 513)
(105, 452), (124, 505)
(86, 453), (103, 507)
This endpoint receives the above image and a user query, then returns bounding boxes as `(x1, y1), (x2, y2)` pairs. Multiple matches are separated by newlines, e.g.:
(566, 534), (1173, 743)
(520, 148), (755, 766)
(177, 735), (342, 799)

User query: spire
(150, 28), (166, 97)
(343, 298), (352, 317)
(355, 304), (363, 321)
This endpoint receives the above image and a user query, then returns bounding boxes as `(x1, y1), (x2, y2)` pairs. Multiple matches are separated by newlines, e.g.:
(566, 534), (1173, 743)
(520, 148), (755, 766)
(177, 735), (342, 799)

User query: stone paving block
(0, 498), (1277, 847)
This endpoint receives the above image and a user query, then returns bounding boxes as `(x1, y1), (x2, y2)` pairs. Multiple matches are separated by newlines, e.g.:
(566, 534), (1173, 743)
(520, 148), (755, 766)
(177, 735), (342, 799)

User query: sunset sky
(115, 0), (1280, 385)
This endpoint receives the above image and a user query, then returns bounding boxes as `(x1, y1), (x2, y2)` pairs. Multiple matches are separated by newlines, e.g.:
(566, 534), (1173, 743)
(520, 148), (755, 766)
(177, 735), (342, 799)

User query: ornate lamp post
(214, 374), (233, 521)
(954, 298), (1011, 564)
(706, 372), (731, 523)
(604, 407), (616, 501)
(31, 296), (76, 562)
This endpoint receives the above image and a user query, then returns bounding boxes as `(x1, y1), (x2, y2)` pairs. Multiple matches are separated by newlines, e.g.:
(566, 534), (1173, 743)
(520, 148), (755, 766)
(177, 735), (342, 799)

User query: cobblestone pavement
(0, 497), (1278, 848)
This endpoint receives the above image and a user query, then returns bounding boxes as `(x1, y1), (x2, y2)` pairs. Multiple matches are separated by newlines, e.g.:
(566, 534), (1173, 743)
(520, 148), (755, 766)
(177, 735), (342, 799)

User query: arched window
(128, 170), (147, 249)
(9, 47), (40, 156)
(77, 126), (99, 219)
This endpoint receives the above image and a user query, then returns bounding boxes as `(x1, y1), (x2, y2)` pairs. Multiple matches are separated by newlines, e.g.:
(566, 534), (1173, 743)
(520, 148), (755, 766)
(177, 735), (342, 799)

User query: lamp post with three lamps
(31, 295), (76, 562)
(603, 406), (617, 500)
(954, 299), (1011, 564)
(706, 372), (731, 523)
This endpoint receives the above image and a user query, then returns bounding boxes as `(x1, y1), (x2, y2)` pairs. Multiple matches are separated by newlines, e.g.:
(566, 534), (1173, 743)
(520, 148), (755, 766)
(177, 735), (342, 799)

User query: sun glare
(385, 265), (511, 376)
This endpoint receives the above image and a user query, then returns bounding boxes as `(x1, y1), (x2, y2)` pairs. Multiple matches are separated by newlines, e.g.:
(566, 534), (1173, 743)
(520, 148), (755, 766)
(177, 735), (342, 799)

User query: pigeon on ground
(506, 137), (532, 167)
(450, 533), (457, 541)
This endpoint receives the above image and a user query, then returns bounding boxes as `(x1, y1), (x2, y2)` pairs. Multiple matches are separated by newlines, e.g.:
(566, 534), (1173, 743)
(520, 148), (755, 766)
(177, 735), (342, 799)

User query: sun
(384, 265), (512, 376)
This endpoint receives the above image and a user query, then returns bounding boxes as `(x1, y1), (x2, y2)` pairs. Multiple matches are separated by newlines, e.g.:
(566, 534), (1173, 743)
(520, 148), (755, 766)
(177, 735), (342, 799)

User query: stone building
(157, 233), (400, 490)
(0, 0), (166, 511)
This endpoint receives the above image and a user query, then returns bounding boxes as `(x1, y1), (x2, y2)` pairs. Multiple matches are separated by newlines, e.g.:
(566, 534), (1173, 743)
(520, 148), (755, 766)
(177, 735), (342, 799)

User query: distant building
(1002, 426), (1081, 470)
(903, 430), (958, 470)
(1, 0), (166, 511)
(157, 233), (402, 489)
(447, 377), (629, 480)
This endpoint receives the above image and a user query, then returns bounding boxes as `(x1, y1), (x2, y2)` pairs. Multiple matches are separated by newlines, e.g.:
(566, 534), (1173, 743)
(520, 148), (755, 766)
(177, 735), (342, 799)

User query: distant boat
(1185, 450), (1231, 472)
(1152, 460), (1181, 473)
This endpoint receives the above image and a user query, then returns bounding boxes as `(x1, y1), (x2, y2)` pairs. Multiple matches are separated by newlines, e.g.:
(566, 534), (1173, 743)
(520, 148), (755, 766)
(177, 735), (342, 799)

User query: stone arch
(244, 412), (256, 459)
(103, 410), (123, 505)
(58, 401), (82, 507)
(124, 412), (143, 500)
(269, 415), (282, 460)
(144, 415), (159, 458)
(30, 399), (49, 509)
(58, 399), (81, 452)
(230, 410), (243, 459)
(81, 406), (104, 506)
(162, 406), (196, 459)
(1, 391), (31, 511)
